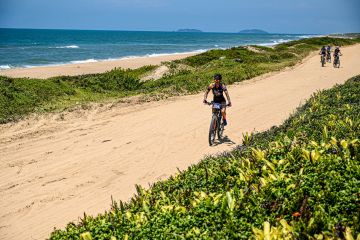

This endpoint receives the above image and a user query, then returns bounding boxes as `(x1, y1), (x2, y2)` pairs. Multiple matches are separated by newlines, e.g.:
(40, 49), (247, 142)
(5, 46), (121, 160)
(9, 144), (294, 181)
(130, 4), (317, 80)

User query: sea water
(0, 28), (316, 69)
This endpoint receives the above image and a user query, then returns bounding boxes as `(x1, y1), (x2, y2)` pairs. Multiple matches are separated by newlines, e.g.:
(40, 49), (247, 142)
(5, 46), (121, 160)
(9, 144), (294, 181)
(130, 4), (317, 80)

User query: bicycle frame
(207, 102), (225, 146)
(212, 103), (222, 132)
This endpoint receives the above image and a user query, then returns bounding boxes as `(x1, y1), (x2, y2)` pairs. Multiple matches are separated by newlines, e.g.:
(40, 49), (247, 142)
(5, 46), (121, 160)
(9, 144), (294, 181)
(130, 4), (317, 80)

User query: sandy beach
(0, 52), (197, 79)
(0, 44), (360, 239)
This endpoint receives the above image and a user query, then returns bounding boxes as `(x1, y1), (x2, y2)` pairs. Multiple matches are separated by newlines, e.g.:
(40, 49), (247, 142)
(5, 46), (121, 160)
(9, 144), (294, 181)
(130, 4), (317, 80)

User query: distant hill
(176, 29), (202, 33)
(238, 29), (269, 34)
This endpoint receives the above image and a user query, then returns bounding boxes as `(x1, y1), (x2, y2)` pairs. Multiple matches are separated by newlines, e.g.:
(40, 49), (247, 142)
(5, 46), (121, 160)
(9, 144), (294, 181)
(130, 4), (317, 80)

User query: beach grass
(49, 75), (360, 239)
(1, 37), (360, 123)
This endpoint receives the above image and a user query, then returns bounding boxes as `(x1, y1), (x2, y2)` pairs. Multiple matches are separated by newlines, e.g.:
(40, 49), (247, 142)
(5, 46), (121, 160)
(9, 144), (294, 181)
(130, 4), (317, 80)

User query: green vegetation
(50, 75), (360, 239)
(0, 66), (155, 123)
(1, 37), (359, 123)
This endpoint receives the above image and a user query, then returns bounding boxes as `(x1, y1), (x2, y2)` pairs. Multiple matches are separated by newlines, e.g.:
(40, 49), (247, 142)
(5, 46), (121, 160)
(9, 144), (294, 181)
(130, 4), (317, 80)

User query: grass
(1, 36), (359, 124)
(49, 75), (360, 239)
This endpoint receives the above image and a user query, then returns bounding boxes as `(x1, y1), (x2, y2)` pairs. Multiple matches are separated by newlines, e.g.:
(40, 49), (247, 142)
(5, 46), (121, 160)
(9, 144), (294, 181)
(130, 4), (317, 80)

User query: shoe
(223, 119), (227, 126)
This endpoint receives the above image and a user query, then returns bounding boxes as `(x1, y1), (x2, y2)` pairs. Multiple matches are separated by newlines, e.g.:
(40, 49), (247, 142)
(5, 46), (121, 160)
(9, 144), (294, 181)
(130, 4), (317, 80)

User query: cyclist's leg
(221, 102), (227, 125)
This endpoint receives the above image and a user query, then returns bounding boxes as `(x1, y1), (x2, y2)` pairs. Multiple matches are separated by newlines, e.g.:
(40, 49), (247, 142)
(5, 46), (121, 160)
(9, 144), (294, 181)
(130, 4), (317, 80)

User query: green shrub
(50, 76), (360, 239)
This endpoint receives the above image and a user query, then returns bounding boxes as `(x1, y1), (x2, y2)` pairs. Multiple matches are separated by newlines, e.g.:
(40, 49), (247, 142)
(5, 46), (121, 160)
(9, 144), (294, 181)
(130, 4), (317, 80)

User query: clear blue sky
(1, 0), (359, 34)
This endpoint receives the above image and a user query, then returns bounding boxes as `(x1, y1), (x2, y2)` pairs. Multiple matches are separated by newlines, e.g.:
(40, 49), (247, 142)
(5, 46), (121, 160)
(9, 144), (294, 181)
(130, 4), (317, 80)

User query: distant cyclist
(319, 46), (327, 59)
(319, 46), (327, 66)
(333, 46), (342, 57)
(203, 74), (232, 126)
(326, 45), (331, 54)
(326, 45), (332, 62)
(333, 46), (342, 68)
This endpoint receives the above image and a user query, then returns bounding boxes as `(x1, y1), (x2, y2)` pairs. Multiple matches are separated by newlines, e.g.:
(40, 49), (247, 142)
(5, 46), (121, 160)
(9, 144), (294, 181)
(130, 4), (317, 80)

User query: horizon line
(0, 27), (323, 35)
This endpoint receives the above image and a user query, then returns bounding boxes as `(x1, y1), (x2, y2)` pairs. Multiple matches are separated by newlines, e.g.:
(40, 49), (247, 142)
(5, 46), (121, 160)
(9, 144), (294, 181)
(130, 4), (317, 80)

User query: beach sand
(0, 52), (197, 79)
(0, 44), (360, 240)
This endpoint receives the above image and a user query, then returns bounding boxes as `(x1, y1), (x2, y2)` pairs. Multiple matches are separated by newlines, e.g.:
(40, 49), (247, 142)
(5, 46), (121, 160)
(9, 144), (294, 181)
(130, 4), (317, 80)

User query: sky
(0, 0), (359, 34)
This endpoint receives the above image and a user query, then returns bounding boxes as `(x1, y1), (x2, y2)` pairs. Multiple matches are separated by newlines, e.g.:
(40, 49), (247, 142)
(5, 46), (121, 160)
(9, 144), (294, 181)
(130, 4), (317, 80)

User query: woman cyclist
(203, 74), (232, 126)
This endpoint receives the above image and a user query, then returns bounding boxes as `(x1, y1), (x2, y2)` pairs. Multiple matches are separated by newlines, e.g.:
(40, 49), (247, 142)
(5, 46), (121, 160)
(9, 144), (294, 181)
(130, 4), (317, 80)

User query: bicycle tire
(217, 116), (224, 140)
(208, 114), (217, 146)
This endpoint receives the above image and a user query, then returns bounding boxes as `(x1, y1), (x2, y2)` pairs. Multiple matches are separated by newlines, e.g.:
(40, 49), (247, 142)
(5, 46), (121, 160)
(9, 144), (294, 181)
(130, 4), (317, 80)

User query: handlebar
(203, 100), (231, 107)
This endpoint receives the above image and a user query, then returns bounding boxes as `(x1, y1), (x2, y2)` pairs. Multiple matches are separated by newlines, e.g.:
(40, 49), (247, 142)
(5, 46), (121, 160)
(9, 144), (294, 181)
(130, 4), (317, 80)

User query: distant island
(238, 29), (269, 34)
(176, 29), (202, 33)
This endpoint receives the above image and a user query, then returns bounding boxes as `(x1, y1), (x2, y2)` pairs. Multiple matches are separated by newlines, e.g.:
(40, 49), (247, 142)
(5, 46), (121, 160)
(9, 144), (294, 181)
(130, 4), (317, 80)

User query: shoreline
(0, 52), (198, 79)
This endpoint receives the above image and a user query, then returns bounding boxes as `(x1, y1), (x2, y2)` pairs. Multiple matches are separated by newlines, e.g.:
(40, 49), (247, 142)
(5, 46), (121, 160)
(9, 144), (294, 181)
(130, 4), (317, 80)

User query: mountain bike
(333, 54), (340, 68)
(205, 101), (230, 146)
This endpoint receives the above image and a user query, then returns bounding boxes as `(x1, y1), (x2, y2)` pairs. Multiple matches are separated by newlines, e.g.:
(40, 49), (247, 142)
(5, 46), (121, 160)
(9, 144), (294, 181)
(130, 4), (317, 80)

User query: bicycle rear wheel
(209, 114), (217, 146)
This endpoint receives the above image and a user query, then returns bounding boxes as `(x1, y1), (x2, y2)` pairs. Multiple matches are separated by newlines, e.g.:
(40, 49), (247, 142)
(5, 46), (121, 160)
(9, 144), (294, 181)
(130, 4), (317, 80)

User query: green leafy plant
(49, 76), (360, 239)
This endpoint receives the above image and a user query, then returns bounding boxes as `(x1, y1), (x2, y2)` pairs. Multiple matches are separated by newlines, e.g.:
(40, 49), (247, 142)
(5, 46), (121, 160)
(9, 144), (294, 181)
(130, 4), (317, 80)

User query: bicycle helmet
(214, 74), (222, 80)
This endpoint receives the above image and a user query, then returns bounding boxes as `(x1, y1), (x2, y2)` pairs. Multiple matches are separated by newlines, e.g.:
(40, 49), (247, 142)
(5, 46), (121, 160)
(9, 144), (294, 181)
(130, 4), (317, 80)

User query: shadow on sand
(212, 135), (236, 146)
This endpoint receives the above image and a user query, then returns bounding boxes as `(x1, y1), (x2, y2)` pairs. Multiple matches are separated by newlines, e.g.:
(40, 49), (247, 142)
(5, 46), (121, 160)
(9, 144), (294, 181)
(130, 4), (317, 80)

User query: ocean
(0, 28), (315, 69)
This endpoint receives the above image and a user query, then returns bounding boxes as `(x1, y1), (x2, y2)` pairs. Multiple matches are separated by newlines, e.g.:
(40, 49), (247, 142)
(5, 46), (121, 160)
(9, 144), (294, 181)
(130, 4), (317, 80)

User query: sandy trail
(1, 44), (359, 240)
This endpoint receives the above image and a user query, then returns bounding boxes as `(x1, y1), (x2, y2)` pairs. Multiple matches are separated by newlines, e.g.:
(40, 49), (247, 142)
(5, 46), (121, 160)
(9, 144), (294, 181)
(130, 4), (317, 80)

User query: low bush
(50, 76), (360, 239)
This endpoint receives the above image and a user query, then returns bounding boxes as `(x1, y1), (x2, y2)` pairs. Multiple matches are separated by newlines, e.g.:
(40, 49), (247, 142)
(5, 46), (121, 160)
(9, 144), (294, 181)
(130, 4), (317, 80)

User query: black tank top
(208, 83), (227, 103)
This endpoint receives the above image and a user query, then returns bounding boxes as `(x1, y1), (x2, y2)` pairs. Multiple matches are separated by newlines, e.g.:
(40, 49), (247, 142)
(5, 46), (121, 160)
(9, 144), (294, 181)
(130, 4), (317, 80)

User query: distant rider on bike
(326, 46), (331, 55)
(333, 46), (342, 58)
(326, 45), (331, 61)
(319, 46), (327, 60)
(203, 74), (232, 126)
(333, 46), (342, 67)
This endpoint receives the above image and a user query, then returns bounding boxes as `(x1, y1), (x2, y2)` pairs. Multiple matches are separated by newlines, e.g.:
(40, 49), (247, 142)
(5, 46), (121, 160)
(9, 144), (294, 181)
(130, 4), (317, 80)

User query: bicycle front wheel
(209, 114), (217, 146)
(217, 116), (224, 140)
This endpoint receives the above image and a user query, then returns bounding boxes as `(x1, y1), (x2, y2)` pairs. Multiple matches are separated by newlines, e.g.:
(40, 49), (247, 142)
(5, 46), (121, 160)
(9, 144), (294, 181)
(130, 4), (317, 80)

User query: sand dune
(0, 44), (359, 239)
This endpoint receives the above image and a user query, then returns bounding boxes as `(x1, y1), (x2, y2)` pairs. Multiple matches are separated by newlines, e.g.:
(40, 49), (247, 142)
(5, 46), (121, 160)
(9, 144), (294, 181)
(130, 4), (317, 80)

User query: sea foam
(0, 65), (11, 70)
(70, 59), (98, 64)
(54, 45), (80, 49)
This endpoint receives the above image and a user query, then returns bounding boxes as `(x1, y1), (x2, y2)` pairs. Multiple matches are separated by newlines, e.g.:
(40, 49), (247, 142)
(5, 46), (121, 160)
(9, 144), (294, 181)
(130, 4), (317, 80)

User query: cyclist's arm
(203, 88), (210, 103)
(224, 90), (232, 106)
